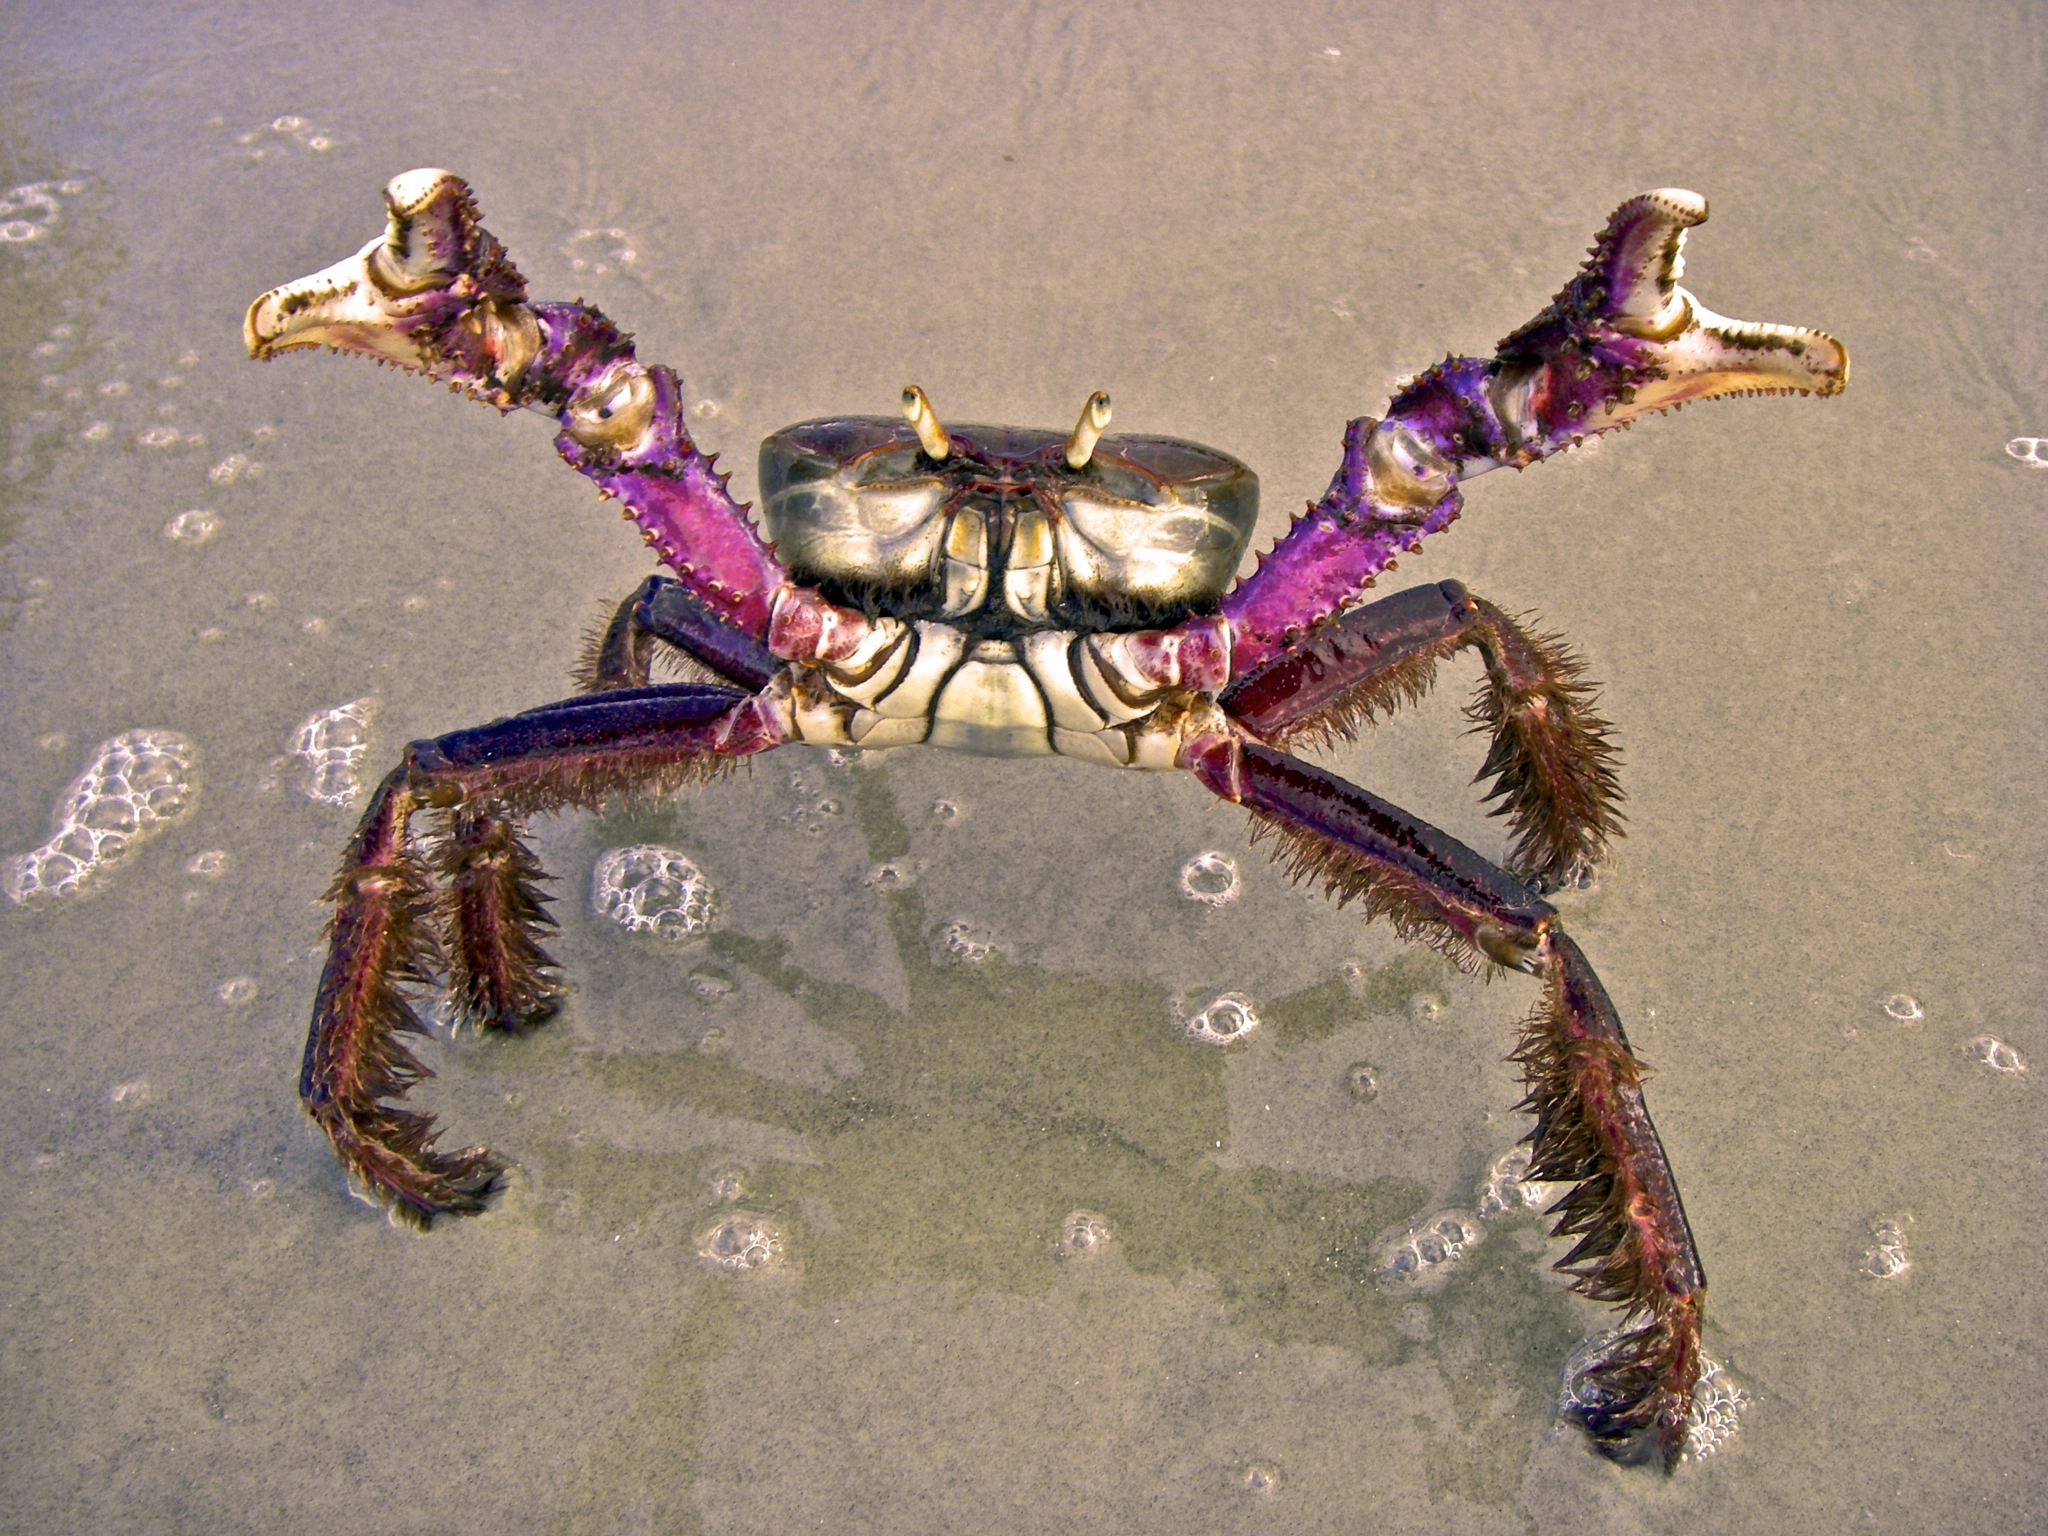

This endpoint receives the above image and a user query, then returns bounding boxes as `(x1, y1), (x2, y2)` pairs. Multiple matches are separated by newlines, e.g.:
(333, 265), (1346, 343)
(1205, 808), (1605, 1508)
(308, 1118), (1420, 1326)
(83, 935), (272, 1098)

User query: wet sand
(1, 2), (2042, 1531)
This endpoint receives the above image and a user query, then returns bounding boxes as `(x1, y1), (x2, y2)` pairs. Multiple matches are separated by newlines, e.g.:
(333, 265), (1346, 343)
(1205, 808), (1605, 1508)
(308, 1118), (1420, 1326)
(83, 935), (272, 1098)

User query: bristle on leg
(302, 770), (505, 1225)
(1514, 931), (1704, 1469)
(1462, 600), (1625, 890)
(1219, 583), (1624, 893)
(432, 800), (561, 1033)
(1185, 736), (1703, 1469)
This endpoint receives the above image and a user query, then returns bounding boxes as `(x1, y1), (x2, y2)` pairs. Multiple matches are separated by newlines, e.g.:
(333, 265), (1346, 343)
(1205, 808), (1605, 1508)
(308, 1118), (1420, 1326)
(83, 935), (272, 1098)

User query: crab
(244, 170), (1846, 1470)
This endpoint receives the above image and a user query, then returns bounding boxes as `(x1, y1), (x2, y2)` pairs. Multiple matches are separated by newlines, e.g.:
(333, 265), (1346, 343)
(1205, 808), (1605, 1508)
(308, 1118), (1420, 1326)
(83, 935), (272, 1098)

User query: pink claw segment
(529, 306), (785, 641)
(1222, 418), (1465, 674)
(1106, 614), (1233, 694)
(766, 586), (880, 664)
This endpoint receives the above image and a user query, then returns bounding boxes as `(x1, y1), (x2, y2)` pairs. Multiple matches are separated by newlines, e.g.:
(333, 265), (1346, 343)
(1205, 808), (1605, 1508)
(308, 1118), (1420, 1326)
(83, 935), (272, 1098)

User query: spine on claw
(1220, 416), (1463, 674)
(1219, 189), (1847, 682)
(530, 305), (785, 639)
(242, 169), (789, 643)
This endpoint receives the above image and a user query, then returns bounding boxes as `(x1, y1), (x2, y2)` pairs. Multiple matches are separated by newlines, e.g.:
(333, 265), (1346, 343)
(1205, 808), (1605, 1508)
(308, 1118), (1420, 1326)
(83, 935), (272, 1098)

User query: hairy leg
(302, 683), (785, 1224)
(1185, 735), (1703, 1469)
(1220, 580), (1623, 889)
(577, 575), (782, 694)
(244, 171), (788, 639)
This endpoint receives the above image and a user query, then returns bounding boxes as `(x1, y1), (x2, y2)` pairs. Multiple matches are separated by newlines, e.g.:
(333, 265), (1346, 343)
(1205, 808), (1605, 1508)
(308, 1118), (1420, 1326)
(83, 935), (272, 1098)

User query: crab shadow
(464, 759), (1589, 1516)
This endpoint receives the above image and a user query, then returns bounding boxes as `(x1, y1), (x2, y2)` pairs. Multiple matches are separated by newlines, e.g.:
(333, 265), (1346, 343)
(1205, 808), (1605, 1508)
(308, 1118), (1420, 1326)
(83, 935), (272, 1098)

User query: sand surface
(1, 2), (2042, 1531)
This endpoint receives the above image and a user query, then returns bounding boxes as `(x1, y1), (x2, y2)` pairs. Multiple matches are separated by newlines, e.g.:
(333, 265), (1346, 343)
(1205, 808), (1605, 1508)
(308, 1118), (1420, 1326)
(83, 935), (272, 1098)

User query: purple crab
(245, 171), (1846, 1469)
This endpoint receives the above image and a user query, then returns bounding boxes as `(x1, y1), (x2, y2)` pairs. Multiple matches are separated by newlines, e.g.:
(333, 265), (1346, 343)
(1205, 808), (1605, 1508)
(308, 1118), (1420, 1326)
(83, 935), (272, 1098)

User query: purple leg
(1185, 735), (1704, 1470)
(301, 683), (786, 1224)
(578, 576), (781, 694)
(1221, 580), (1623, 889)
(244, 171), (789, 640)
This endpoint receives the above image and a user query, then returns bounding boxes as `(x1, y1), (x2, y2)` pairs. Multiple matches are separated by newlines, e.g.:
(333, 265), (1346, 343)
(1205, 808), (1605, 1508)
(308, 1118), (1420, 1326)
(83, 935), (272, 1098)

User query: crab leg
(1184, 734), (1703, 1470)
(302, 682), (788, 1224)
(579, 575), (782, 693)
(1220, 580), (1623, 889)
(244, 170), (787, 639)
(1220, 189), (1848, 673)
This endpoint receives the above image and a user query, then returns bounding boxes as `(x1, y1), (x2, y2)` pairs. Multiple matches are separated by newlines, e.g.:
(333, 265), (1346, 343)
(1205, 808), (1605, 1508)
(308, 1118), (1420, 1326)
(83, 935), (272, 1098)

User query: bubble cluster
(0, 178), (86, 246)
(6, 730), (198, 903)
(864, 859), (916, 889)
(930, 797), (961, 823)
(2005, 437), (2048, 468)
(1382, 1212), (1481, 1288)
(564, 227), (638, 277)
(1178, 850), (1240, 906)
(1881, 994), (1923, 1023)
(1183, 992), (1259, 1045)
(1860, 1216), (1911, 1280)
(1054, 1210), (1113, 1260)
(774, 765), (843, 836)
(592, 845), (714, 938)
(1682, 1359), (1749, 1461)
(236, 115), (335, 157)
(1965, 1036), (2026, 1074)
(291, 699), (373, 805)
(208, 451), (264, 485)
(1475, 1145), (1549, 1220)
(696, 1213), (781, 1273)
(932, 920), (995, 965)
(1561, 1336), (1747, 1458)
(163, 509), (220, 544)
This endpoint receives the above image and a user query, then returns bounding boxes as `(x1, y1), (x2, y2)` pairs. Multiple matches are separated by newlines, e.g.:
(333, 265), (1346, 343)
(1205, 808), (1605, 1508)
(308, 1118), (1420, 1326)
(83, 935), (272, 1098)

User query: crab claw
(243, 168), (541, 407)
(1484, 189), (1848, 455)
(1377, 190), (1848, 482)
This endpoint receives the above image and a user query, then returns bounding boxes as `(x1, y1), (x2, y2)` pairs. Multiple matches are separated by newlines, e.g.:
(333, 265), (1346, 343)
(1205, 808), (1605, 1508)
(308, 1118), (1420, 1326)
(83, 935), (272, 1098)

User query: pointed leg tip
(386, 1147), (507, 1227)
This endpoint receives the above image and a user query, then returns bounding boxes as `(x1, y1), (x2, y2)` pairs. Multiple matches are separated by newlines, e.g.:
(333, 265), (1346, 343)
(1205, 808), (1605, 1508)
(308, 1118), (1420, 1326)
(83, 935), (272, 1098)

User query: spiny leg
(432, 798), (560, 1032)
(302, 769), (493, 1220)
(1184, 735), (1703, 1469)
(576, 575), (782, 694)
(303, 683), (786, 1225)
(1219, 580), (1623, 889)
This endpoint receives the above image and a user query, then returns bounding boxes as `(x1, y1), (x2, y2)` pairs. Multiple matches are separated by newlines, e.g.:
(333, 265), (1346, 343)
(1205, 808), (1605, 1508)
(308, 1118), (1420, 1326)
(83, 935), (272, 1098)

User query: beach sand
(0, 2), (2041, 1530)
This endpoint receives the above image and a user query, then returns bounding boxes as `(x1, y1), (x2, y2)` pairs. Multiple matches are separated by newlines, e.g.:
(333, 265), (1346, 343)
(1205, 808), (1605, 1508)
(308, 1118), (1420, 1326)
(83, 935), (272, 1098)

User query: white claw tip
(384, 167), (461, 214)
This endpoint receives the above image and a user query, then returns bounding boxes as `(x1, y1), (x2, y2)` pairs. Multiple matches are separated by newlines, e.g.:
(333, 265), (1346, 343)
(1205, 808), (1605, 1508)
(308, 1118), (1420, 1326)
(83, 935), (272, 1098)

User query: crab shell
(758, 416), (1257, 763)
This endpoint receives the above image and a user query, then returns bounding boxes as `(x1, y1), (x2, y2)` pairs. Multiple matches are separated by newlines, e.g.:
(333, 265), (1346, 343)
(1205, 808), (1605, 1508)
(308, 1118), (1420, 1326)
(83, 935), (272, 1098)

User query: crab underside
(245, 169), (1846, 1471)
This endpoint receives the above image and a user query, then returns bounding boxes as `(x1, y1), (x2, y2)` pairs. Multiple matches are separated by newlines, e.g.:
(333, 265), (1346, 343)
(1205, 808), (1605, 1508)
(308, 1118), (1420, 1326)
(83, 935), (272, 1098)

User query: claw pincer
(249, 171), (1843, 1471)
